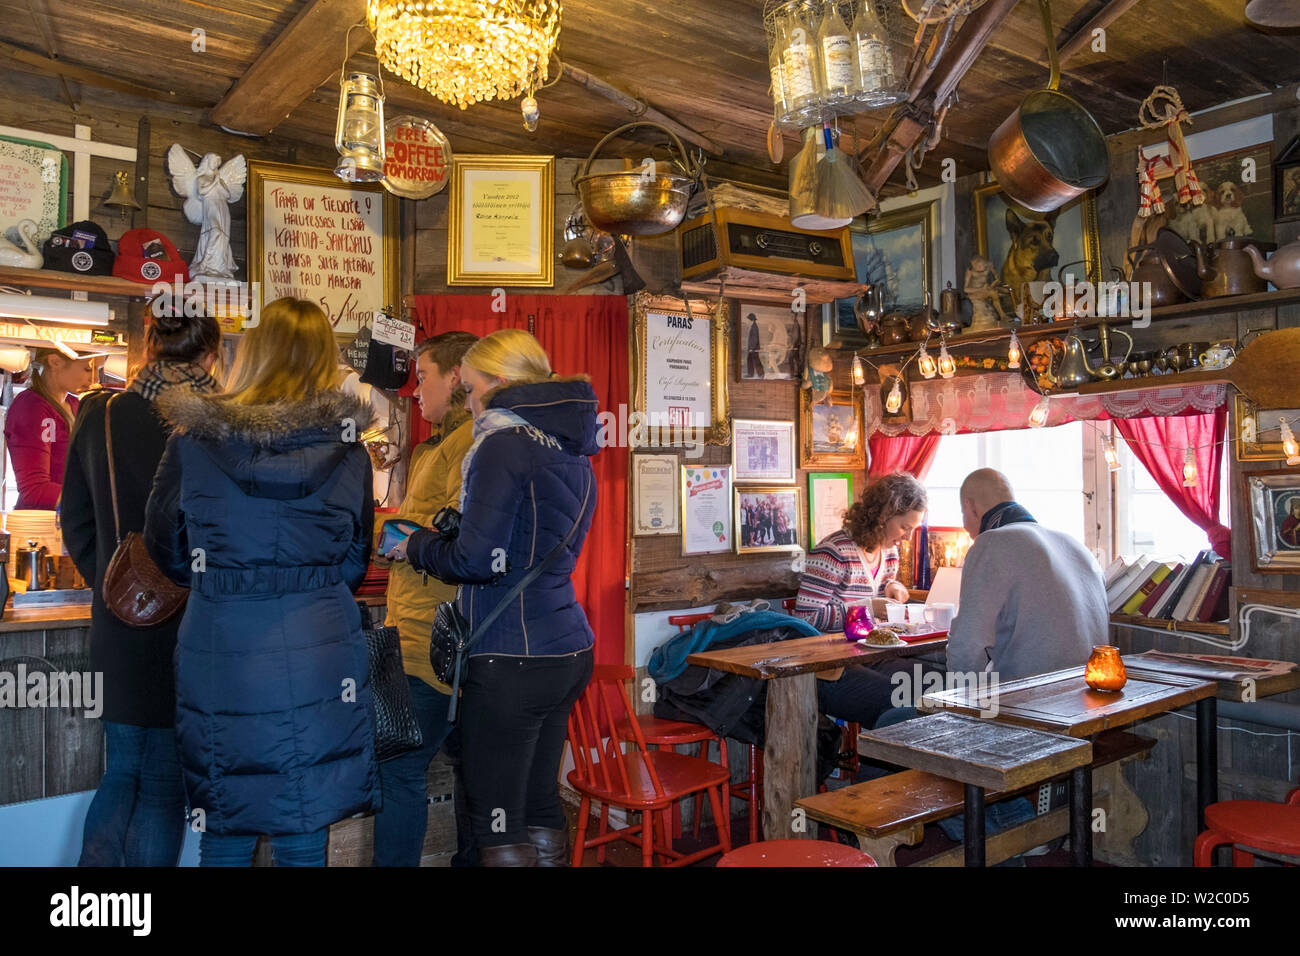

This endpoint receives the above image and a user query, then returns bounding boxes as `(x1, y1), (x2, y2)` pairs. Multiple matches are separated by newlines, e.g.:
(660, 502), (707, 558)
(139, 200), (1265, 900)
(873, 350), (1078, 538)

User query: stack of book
(1103, 551), (1231, 623)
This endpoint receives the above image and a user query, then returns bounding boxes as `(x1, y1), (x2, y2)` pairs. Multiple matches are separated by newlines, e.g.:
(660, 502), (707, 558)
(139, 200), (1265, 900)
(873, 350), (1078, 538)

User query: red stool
(1194, 781), (1300, 866)
(718, 839), (877, 867)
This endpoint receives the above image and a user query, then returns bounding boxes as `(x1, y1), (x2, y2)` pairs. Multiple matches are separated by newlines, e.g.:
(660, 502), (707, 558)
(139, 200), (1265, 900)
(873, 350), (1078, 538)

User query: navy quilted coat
(406, 376), (598, 658)
(144, 389), (378, 836)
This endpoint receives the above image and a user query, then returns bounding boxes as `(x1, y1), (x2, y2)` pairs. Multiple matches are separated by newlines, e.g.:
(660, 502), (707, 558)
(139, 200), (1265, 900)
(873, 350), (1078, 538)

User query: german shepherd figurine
(1001, 208), (1060, 308)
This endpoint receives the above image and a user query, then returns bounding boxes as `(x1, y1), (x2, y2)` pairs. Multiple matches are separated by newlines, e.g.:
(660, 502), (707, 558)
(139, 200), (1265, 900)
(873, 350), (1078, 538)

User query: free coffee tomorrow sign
(382, 116), (452, 200)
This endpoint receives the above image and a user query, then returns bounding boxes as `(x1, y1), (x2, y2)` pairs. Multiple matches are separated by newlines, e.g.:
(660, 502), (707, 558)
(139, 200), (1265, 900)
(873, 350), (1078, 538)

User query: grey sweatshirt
(947, 522), (1108, 681)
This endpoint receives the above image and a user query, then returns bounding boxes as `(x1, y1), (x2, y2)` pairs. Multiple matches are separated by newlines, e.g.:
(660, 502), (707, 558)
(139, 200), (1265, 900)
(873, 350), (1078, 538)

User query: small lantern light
(1103, 437), (1121, 472)
(335, 71), (386, 183)
(851, 354), (866, 386)
(1280, 418), (1300, 466)
(1007, 330), (1022, 369)
(917, 345), (937, 380)
(1084, 645), (1127, 692)
(885, 377), (903, 414)
(520, 94), (540, 132)
(1182, 446), (1198, 487)
(1028, 394), (1050, 428)
(937, 340), (956, 379)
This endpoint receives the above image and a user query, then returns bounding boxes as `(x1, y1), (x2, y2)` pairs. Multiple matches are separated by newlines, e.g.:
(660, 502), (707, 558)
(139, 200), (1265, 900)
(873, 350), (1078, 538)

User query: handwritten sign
(643, 309), (713, 432)
(371, 311), (416, 350)
(247, 161), (397, 336)
(0, 135), (66, 242)
(383, 116), (451, 200)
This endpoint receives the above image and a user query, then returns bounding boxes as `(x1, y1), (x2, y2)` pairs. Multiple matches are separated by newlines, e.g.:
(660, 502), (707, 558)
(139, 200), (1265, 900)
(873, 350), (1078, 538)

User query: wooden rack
(0, 264), (149, 299)
(1110, 614), (1230, 638)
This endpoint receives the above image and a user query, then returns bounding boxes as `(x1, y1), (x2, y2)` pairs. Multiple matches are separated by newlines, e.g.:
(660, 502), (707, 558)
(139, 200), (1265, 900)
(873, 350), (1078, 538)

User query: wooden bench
(796, 729), (1155, 866)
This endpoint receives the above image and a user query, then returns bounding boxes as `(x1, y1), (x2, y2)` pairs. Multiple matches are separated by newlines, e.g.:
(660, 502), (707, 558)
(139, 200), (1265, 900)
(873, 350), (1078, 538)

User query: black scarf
(980, 500), (1037, 533)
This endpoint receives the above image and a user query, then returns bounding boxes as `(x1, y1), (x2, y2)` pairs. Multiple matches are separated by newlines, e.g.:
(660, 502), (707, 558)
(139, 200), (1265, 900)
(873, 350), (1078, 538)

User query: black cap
(42, 220), (115, 276)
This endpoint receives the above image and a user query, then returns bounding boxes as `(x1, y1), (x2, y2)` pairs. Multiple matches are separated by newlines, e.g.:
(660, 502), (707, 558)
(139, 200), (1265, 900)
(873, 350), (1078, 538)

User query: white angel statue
(166, 144), (247, 283)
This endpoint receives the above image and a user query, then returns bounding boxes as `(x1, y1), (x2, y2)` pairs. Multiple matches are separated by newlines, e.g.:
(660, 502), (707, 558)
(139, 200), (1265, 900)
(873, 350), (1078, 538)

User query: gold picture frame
(246, 161), (399, 336)
(799, 388), (865, 470)
(632, 293), (731, 446)
(1235, 394), (1300, 461)
(447, 154), (554, 287)
(973, 180), (1102, 287)
(735, 485), (803, 554)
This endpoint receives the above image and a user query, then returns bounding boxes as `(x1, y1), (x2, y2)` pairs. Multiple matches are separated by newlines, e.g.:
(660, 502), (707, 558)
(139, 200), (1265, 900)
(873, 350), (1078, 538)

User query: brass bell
(101, 171), (141, 222)
(560, 237), (596, 269)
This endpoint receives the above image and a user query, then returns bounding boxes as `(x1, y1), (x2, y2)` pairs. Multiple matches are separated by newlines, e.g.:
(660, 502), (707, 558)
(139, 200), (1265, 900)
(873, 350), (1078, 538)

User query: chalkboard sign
(246, 161), (398, 336)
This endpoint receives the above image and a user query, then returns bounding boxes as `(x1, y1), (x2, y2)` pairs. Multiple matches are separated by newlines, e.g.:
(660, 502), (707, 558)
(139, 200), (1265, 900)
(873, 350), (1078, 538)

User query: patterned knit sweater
(793, 528), (899, 633)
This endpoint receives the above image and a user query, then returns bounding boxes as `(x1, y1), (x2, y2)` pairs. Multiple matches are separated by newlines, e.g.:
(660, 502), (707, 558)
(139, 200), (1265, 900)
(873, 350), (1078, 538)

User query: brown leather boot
(478, 843), (538, 867)
(527, 826), (570, 867)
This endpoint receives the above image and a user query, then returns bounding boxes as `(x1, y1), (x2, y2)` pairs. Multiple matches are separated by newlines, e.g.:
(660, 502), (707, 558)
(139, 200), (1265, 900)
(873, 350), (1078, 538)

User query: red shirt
(4, 388), (79, 510)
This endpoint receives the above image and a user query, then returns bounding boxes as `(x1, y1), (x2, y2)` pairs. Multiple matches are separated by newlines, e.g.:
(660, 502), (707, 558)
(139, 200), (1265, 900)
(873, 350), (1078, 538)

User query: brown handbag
(101, 393), (189, 628)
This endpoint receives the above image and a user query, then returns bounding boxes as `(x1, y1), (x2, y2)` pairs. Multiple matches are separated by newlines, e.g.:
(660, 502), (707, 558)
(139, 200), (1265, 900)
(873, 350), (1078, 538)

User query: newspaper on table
(1127, 650), (1297, 682)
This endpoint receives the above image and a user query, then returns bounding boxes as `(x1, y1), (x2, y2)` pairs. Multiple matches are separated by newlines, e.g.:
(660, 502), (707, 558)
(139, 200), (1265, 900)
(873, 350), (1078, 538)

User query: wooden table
(857, 712), (1093, 867)
(687, 633), (946, 841)
(919, 666), (1218, 863)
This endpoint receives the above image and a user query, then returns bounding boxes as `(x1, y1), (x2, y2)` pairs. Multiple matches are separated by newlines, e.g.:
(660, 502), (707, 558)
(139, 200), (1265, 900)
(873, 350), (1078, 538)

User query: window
(924, 422), (1085, 544)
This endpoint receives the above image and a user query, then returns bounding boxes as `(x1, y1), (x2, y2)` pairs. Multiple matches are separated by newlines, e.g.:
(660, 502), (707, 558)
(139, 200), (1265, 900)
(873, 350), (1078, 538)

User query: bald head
(960, 468), (1016, 537)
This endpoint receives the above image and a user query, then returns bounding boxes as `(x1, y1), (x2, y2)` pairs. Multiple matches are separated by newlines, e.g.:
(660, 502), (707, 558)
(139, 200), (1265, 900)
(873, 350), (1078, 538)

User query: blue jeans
(372, 675), (455, 866)
(200, 829), (328, 867)
(79, 722), (185, 867)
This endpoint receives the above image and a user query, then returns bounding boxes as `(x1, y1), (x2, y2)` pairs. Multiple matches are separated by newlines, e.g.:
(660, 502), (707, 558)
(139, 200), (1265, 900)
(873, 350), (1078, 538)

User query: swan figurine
(0, 220), (43, 269)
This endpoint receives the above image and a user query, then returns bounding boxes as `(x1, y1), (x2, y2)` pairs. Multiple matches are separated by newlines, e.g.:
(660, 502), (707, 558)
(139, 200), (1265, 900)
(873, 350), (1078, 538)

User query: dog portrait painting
(1139, 141), (1273, 244)
(974, 183), (1101, 312)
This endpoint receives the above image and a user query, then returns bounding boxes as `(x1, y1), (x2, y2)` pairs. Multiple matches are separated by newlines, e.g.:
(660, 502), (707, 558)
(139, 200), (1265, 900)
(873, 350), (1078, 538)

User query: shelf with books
(1110, 615), (1229, 638)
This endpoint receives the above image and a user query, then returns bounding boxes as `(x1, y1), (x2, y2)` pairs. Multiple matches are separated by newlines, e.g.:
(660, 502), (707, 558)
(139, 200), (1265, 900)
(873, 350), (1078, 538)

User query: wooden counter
(0, 604), (92, 634)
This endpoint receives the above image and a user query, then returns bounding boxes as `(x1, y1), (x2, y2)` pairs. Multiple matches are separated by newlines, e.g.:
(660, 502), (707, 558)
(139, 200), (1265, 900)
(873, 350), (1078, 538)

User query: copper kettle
(1191, 236), (1275, 298)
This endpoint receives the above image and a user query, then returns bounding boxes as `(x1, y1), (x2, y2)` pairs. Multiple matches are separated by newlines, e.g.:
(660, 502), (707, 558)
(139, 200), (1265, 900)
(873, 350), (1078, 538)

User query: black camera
(430, 506), (461, 540)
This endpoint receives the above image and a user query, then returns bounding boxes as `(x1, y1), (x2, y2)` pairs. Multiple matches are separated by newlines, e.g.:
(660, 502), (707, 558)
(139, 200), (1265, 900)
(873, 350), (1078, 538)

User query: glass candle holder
(844, 603), (873, 641)
(1084, 645), (1127, 692)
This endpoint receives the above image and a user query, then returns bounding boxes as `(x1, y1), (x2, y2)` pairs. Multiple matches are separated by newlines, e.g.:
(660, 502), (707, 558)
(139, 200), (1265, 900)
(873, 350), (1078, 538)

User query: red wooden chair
(717, 839), (877, 867)
(567, 665), (732, 866)
(1194, 779), (1300, 866)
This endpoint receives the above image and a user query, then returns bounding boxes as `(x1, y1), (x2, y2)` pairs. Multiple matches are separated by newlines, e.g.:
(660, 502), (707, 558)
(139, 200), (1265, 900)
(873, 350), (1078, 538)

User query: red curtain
(409, 294), (629, 665)
(1114, 408), (1231, 559)
(867, 434), (943, 480)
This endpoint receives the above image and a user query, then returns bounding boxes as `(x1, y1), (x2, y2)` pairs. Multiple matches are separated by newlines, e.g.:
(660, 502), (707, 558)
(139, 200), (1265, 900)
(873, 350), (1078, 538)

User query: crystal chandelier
(367, 0), (562, 110)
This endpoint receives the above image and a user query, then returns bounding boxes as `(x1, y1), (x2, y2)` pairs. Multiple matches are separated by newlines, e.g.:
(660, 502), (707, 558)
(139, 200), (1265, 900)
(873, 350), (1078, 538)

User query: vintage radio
(679, 208), (855, 281)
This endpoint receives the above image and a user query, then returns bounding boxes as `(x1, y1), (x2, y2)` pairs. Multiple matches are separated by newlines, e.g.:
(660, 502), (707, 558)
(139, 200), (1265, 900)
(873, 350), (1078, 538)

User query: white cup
(925, 603), (955, 629)
(885, 603), (907, 625)
(906, 603), (927, 624)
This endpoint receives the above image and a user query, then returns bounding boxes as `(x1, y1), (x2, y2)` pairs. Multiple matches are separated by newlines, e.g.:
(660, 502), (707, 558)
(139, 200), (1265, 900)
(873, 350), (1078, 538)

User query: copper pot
(1191, 236), (1276, 298)
(879, 313), (912, 346)
(987, 0), (1108, 212)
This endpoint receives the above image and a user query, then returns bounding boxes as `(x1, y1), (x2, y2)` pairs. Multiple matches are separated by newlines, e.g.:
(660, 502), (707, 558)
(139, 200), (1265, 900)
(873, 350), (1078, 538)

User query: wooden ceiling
(2, 0), (1298, 192)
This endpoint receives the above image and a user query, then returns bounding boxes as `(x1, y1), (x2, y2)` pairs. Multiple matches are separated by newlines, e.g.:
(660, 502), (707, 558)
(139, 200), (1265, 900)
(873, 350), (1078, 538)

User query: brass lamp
(335, 72), (387, 183)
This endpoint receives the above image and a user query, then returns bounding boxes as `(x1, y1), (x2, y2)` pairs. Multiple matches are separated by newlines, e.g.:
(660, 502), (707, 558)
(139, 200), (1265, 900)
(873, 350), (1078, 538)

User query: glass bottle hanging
(819, 1), (858, 104)
(781, 3), (819, 115)
(853, 0), (901, 108)
(769, 31), (790, 121)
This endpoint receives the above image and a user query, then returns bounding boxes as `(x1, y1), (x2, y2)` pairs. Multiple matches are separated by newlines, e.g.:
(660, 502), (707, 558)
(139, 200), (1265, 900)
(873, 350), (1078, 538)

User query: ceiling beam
(1057, 0), (1143, 63)
(0, 39), (210, 109)
(560, 61), (721, 155)
(209, 0), (368, 135)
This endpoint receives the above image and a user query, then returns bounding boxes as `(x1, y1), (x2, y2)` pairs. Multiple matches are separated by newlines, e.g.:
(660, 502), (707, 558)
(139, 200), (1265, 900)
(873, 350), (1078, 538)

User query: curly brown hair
(843, 472), (928, 550)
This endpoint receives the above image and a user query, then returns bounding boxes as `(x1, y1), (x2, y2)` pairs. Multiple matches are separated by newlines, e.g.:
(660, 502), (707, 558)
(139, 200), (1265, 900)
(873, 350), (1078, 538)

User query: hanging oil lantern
(335, 72), (386, 183)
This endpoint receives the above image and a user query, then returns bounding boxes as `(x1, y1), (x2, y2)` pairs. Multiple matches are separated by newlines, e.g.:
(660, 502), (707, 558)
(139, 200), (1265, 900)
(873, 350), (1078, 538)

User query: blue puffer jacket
(144, 389), (378, 836)
(407, 376), (598, 658)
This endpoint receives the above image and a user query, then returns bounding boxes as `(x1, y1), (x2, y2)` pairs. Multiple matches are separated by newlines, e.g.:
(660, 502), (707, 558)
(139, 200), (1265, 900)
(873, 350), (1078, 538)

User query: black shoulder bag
(431, 473), (591, 722)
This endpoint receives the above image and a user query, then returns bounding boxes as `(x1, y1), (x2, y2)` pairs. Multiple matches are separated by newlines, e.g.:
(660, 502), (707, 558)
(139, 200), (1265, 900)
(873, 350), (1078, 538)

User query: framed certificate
(633, 293), (730, 447)
(633, 454), (680, 536)
(807, 472), (853, 549)
(732, 418), (796, 483)
(448, 155), (554, 286)
(681, 465), (733, 555)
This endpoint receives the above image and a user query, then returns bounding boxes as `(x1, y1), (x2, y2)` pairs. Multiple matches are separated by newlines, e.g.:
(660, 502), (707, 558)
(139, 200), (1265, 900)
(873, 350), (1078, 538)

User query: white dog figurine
(1210, 181), (1251, 240)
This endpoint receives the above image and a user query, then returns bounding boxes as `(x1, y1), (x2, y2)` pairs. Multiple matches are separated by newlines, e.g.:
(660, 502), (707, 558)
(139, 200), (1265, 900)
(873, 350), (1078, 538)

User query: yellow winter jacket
(383, 409), (474, 692)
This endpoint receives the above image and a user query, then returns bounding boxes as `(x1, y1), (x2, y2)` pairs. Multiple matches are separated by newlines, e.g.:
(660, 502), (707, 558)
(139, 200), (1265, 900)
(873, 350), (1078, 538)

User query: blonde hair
(28, 349), (77, 428)
(224, 298), (341, 405)
(462, 328), (552, 387)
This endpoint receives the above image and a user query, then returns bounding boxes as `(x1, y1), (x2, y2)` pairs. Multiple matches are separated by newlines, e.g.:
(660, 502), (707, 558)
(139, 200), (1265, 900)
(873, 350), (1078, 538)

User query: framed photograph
(913, 525), (974, 587)
(1235, 394), (1300, 461)
(831, 202), (933, 346)
(732, 418), (796, 483)
(247, 161), (399, 335)
(1244, 469), (1300, 573)
(633, 293), (731, 446)
(632, 454), (680, 536)
(1139, 141), (1273, 242)
(1275, 136), (1300, 224)
(807, 472), (853, 549)
(737, 303), (803, 380)
(800, 388), (865, 470)
(447, 154), (554, 286)
(974, 181), (1101, 307)
(735, 486), (802, 554)
(681, 465), (733, 555)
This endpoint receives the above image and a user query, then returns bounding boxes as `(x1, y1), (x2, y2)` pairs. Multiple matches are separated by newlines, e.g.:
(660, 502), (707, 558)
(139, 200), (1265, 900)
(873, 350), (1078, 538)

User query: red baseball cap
(113, 228), (189, 285)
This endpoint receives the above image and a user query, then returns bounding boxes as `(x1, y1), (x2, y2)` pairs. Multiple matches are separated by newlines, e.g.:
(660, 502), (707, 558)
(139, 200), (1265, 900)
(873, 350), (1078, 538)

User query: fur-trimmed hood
(156, 388), (376, 501)
(482, 374), (599, 457)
